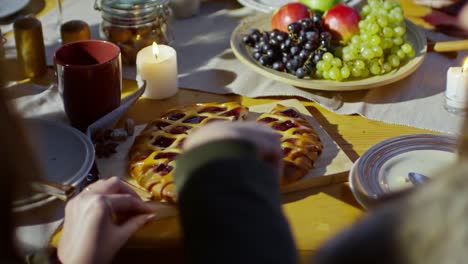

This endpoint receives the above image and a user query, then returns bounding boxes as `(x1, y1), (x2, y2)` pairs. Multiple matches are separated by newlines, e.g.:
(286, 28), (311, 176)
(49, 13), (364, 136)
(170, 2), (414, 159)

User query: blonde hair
(398, 162), (468, 264)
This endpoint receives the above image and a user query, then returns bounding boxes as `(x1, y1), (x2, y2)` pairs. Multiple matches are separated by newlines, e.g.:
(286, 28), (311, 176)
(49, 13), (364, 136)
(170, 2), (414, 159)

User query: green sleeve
(174, 139), (297, 264)
(25, 247), (57, 264)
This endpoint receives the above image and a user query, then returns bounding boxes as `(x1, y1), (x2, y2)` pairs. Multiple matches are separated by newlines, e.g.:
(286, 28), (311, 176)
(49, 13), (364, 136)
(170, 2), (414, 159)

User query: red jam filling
(183, 116), (207, 124)
(176, 138), (186, 148)
(164, 112), (185, 121)
(258, 117), (278, 124)
(284, 138), (298, 144)
(154, 152), (178, 161)
(152, 136), (176, 148)
(133, 150), (153, 162)
(152, 121), (171, 129)
(283, 147), (292, 156)
(153, 164), (173, 175)
(272, 120), (297, 131)
(220, 107), (242, 119)
(205, 118), (227, 124)
(198, 106), (227, 114)
(280, 109), (300, 118)
(168, 125), (191, 134)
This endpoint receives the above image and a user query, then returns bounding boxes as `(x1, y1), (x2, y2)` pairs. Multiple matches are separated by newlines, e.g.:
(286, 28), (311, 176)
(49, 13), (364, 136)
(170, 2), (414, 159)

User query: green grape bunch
(315, 0), (416, 81)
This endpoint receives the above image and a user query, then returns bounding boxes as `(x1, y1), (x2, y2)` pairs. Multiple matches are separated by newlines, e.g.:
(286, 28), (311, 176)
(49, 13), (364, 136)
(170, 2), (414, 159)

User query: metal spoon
(408, 172), (431, 185)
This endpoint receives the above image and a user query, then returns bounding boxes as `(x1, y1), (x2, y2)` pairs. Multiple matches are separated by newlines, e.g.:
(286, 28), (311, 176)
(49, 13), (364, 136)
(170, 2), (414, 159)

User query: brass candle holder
(13, 16), (47, 78)
(60, 20), (91, 44)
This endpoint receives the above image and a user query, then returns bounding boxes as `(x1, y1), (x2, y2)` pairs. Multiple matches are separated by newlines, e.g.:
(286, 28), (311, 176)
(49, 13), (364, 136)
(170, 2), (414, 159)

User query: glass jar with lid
(94, 0), (173, 65)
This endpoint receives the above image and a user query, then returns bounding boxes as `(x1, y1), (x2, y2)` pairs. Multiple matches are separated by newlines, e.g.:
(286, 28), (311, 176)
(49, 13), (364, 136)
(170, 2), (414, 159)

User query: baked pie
(128, 102), (249, 202)
(257, 104), (323, 184)
(128, 102), (322, 202)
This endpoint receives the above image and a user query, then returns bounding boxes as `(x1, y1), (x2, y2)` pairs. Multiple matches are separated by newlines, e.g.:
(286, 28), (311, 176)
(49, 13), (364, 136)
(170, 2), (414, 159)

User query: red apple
(271, 3), (312, 33)
(323, 4), (360, 43)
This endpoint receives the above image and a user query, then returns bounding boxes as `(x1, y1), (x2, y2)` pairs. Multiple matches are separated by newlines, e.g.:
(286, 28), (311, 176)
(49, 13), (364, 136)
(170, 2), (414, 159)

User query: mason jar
(94, 0), (173, 65)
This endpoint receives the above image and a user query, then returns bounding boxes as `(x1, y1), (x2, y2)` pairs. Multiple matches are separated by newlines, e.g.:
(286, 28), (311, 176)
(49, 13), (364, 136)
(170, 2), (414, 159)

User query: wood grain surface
(48, 1), (444, 263)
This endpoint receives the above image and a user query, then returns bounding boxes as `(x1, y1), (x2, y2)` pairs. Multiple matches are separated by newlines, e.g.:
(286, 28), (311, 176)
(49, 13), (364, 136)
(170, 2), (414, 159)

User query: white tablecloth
(3, 0), (467, 254)
(4, 0), (467, 135)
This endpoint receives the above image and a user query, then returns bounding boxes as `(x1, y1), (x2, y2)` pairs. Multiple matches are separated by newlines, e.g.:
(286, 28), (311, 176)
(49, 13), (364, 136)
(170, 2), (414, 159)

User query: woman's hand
(57, 177), (156, 264)
(184, 121), (283, 173)
(459, 3), (468, 30)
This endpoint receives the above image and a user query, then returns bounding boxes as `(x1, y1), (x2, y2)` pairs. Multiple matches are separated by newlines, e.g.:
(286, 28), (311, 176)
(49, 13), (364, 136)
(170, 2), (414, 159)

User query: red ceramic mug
(54, 40), (122, 131)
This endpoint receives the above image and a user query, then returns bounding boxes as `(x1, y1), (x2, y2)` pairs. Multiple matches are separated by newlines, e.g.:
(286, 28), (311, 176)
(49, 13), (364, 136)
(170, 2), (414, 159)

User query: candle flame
(463, 57), (468, 72)
(152, 42), (159, 60)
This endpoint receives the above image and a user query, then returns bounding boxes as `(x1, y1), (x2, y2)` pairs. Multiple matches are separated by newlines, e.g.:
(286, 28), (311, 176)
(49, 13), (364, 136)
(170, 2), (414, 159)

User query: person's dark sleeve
(312, 205), (404, 264)
(174, 139), (297, 264)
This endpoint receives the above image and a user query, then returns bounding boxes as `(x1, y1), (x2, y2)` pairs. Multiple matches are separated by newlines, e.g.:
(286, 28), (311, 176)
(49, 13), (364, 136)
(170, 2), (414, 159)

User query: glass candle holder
(94, 0), (173, 65)
(445, 66), (468, 115)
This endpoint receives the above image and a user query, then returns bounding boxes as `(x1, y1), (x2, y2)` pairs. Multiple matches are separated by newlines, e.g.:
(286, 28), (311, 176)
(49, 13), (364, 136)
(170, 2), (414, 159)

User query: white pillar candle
(445, 58), (468, 113)
(136, 43), (178, 99)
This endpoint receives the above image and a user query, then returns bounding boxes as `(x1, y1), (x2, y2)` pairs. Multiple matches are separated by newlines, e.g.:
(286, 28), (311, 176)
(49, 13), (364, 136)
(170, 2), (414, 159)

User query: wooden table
(103, 79), (436, 263)
(28, 0), (440, 262)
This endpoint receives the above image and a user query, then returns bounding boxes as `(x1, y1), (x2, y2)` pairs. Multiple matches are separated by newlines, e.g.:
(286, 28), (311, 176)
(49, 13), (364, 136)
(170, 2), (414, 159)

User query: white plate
(13, 118), (95, 212)
(0, 0), (30, 19)
(237, 0), (364, 13)
(348, 158), (369, 209)
(349, 134), (458, 209)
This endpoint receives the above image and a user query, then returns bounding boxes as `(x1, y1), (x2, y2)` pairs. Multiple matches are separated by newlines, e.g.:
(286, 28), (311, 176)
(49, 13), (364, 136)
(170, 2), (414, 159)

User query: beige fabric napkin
(169, 6), (467, 134)
(8, 83), (67, 121)
(4, 0), (466, 136)
(7, 81), (145, 135)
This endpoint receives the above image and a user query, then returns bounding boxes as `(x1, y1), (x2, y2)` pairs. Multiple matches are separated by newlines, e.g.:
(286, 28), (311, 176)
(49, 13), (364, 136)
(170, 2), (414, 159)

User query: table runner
(3, 0), (466, 134)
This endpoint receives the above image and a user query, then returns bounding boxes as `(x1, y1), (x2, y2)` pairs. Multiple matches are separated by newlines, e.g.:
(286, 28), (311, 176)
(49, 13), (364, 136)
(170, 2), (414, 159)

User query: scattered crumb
(93, 118), (135, 158)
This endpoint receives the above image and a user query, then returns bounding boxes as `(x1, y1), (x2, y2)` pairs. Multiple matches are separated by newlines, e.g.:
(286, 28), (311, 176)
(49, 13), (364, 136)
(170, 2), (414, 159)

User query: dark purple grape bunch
(242, 13), (333, 79)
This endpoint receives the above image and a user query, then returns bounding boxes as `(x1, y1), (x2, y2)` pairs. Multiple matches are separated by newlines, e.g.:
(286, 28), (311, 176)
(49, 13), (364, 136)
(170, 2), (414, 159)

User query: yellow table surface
(50, 81), (437, 263)
(36, 0), (440, 263)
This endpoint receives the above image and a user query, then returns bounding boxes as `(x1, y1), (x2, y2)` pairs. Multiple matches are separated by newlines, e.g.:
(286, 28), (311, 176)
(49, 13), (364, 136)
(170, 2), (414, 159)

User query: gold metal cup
(13, 16), (47, 78)
(60, 20), (91, 44)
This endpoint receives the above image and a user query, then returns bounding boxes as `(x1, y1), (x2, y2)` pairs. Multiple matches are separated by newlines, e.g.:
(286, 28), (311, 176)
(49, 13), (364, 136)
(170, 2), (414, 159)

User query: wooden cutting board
(97, 98), (353, 195)
(49, 99), (353, 250)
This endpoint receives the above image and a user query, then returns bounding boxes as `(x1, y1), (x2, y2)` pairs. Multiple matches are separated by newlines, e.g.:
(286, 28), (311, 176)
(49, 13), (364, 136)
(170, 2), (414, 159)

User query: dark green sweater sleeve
(174, 139), (298, 264)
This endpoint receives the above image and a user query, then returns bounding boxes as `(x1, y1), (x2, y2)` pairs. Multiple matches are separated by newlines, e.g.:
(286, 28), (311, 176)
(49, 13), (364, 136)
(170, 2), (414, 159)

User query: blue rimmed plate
(349, 134), (458, 209)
